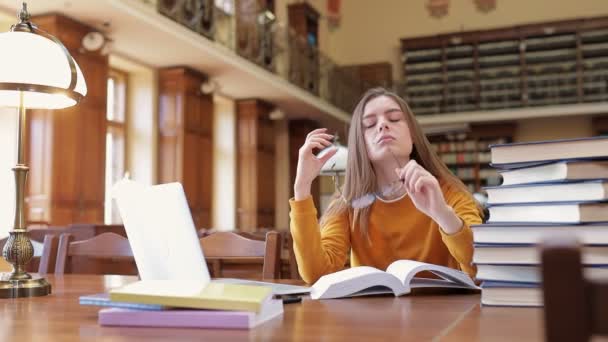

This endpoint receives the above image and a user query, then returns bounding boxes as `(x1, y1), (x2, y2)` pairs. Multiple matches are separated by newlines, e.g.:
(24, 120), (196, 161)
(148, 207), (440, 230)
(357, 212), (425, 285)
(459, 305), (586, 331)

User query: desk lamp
(0, 2), (87, 298)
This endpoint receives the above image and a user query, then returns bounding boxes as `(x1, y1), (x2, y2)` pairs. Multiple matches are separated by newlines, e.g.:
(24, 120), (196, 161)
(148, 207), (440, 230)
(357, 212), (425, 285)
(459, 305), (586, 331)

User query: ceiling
(0, 0), (351, 132)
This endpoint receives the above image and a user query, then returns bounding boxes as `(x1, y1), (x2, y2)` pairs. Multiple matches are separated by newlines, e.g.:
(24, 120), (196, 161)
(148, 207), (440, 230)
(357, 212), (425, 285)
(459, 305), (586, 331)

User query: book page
(311, 266), (406, 299)
(386, 260), (478, 291)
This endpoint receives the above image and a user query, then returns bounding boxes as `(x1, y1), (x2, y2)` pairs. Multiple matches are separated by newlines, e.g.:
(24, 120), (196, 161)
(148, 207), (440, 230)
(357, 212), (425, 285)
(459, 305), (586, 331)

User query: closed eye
(362, 119), (376, 128)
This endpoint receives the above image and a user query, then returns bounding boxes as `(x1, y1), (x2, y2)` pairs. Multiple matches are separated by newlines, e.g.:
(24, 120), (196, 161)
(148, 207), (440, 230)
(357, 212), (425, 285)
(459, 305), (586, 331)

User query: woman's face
(362, 95), (413, 164)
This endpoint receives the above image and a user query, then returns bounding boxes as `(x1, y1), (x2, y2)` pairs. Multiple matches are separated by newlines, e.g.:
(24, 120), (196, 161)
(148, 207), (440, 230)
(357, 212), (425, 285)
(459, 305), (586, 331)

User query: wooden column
(158, 67), (213, 230)
(288, 119), (320, 208)
(236, 99), (276, 232)
(26, 14), (108, 225)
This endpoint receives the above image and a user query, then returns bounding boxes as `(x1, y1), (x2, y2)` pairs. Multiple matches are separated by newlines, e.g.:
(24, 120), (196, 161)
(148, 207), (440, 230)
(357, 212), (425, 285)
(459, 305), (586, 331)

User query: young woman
(290, 87), (483, 284)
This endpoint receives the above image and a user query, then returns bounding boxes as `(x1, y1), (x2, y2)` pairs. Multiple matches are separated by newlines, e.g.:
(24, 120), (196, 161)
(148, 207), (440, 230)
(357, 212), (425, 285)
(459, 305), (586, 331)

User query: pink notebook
(98, 299), (283, 329)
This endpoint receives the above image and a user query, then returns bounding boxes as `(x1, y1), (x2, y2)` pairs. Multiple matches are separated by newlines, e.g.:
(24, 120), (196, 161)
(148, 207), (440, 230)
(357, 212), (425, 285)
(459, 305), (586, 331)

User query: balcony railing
(150, 0), (362, 114)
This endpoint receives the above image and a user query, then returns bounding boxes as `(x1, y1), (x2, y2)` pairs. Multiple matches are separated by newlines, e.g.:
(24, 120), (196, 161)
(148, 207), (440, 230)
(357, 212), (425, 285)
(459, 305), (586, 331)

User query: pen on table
(281, 296), (303, 304)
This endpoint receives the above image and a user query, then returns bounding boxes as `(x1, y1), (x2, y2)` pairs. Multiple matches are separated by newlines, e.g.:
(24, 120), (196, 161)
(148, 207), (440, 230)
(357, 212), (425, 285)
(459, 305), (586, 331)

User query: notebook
(110, 280), (274, 313)
(498, 160), (608, 185)
(489, 136), (608, 168)
(98, 298), (284, 329)
(310, 260), (478, 300)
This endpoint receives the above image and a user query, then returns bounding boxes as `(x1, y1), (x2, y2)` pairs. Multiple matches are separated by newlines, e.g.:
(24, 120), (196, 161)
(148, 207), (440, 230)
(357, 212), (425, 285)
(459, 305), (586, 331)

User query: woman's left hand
(395, 160), (447, 218)
(395, 160), (463, 234)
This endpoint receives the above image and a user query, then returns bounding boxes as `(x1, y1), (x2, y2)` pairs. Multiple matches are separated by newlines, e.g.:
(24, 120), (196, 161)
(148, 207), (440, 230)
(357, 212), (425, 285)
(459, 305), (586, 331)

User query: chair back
(200, 231), (281, 280)
(542, 238), (608, 342)
(65, 223), (127, 240)
(55, 232), (137, 275)
(38, 234), (59, 274)
(241, 229), (301, 279)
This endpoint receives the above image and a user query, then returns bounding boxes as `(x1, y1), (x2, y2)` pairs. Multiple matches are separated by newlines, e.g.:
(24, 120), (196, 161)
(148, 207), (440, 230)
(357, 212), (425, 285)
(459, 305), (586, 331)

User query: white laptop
(112, 179), (310, 296)
(112, 179), (210, 281)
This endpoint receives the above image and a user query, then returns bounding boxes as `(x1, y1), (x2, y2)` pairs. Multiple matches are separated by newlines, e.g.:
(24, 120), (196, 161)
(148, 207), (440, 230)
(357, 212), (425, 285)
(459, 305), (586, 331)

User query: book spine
(98, 309), (252, 329)
(79, 299), (163, 311)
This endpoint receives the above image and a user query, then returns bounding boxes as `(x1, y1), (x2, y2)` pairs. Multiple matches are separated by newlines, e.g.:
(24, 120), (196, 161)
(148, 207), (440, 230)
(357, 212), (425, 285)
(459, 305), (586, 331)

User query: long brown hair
(320, 87), (482, 237)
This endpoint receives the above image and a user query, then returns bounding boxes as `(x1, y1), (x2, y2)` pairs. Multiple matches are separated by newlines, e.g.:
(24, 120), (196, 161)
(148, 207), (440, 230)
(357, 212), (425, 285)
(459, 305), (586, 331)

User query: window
(215, 0), (235, 15)
(105, 69), (128, 224)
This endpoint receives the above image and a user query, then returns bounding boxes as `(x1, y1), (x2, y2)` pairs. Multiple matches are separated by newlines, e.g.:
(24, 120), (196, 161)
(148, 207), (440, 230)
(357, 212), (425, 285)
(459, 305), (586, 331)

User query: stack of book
(472, 136), (608, 306)
(80, 280), (284, 329)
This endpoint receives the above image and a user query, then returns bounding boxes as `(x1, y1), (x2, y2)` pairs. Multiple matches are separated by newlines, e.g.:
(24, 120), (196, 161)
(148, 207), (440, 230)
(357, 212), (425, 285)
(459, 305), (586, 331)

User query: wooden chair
(65, 223), (127, 240)
(21, 224), (122, 273)
(281, 231), (301, 279)
(200, 231), (281, 280)
(197, 227), (218, 238)
(241, 229), (301, 280)
(542, 238), (608, 342)
(26, 227), (65, 272)
(55, 232), (137, 275)
(0, 231), (59, 274)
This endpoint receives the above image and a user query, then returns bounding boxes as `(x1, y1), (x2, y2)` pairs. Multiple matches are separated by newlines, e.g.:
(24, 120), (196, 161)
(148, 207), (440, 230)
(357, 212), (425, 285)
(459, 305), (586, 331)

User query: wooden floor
(0, 274), (550, 341)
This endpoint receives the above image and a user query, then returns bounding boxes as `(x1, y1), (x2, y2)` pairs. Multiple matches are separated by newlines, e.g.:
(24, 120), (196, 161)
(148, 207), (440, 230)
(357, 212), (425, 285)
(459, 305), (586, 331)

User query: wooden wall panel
(26, 14), (107, 225)
(26, 110), (52, 223)
(199, 136), (213, 227)
(288, 119), (321, 209)
(158, 67), (213, 230)
(236, 99), (276, 232)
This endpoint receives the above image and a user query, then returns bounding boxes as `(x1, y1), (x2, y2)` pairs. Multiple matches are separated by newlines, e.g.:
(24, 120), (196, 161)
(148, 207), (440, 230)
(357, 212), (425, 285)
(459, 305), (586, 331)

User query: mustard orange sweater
(289, 183), (482, 284)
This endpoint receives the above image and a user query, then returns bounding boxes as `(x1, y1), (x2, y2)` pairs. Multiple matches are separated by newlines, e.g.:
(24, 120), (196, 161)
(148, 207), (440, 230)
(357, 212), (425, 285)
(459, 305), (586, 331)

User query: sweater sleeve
(289, 196), (350, 284)
(439, 185), (483, 279)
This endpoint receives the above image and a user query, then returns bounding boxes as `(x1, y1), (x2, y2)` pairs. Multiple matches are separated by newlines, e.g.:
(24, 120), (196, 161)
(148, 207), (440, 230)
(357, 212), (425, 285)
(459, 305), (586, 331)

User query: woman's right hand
(294, 128), (337, 201)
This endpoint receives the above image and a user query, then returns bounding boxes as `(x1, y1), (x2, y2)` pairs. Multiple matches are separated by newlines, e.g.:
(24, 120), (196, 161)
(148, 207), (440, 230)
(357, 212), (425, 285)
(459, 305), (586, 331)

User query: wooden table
(0, 275), (545, 341)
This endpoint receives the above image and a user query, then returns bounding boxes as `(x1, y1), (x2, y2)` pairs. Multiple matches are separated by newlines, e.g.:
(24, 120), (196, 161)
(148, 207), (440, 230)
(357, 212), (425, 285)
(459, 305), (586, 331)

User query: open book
(310, 260), (479, 300)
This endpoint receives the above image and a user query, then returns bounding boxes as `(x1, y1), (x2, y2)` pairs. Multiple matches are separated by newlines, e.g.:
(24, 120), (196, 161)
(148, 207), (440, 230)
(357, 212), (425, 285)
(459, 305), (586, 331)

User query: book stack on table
(80, 280), (288, 329)
(472, 136), (608, 307)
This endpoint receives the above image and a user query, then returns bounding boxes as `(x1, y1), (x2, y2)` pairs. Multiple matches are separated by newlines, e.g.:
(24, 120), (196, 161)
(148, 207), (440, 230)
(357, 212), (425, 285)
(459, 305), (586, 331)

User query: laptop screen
(113, 179), (210, 282)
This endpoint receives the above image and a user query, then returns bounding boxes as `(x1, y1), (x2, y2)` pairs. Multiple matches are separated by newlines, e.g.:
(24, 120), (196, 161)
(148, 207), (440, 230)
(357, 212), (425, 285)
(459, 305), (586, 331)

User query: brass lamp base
(0, 273), (51, 298)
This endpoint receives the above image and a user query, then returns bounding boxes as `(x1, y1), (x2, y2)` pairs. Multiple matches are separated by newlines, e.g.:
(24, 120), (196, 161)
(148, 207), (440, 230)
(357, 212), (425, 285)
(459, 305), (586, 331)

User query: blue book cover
(79, 293), (165, 311)
(481, 281), (539, 288)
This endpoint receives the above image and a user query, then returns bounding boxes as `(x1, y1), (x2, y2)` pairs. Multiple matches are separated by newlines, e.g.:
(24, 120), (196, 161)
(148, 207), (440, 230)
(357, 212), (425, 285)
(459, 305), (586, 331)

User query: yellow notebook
(109, 280), (273, 313)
